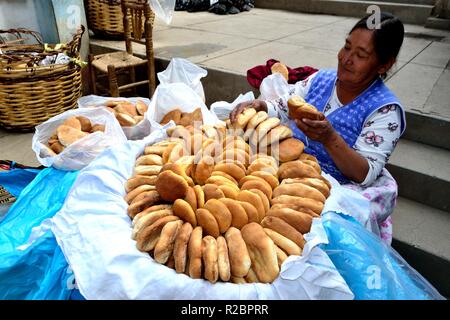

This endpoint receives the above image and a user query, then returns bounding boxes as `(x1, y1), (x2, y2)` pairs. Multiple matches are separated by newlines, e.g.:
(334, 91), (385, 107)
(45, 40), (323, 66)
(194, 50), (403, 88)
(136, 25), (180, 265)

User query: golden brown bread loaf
(241, 223), (279, 283)
(155, 170), (189, 202)
(287, 95), (324, 121)
(196, 208), (220, 238)
(62, 116), (82, 130)
(261, 216), (306, 248)
(274, 138), (304, 162)
(174, 222), (193, 273)
(241, 179), (273, 200)
(273, 183), (326, 203)
(202, 236), (219, 283)
(224, 227), (251, 278)
(132, 208), (173, 240)
(136, 100), (148, 115)
(188, 226), (203, 279)
(133, 204), (172, 226)
(127, 191), (161, 218)
(281, 177), (330, 198)
(267, 207), (313, 234)
(135, 154), (163, 166)
(235, 108), (257, 130)
(173, 199), (197, 227)
(204, 199), (232, 234)
(160, 109), (182, 125)
(56, 125), (88, 147)
(244, 111), (268, 142)
(136, 215), (180, 252)
(270, 203), (319, 218)
(216, 236), (231, 282)
(259, 125), (293, 148)
(154, 220), (183, 264)
(116, 113), (136, 127)
(133, 165), (162, 176)
(219, 198), (248, 229)
(76, 116), (92, 132)
(250, 118), (281, 147)
(271, 62), (289, 81)
(238, 201), (259, 223)
(237, 190), (265, 223)
(194, 155), (215, 185)
(278, 160), (322, 180)
(274, 245), (288, 268)
(202, 184), (225, 202)
(184, 187), (198, 211)
(271, 195), (324, 215)
(193, 185), (205, 208)
(262, 227), (301, 256)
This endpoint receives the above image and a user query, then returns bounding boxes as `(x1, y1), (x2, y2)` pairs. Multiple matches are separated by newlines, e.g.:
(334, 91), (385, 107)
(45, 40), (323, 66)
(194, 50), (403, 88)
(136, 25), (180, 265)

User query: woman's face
(337, 28), (383, 87)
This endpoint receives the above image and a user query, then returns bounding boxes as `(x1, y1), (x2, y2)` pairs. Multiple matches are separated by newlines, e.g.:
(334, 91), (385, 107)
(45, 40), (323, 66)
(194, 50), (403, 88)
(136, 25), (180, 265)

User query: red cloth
(247, 59), (318, 89)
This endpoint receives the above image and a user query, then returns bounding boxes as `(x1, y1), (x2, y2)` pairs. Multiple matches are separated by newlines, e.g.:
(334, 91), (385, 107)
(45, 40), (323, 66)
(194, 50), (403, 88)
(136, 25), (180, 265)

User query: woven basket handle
(0, 28), (43, 46)
(66, 25), (85, 58)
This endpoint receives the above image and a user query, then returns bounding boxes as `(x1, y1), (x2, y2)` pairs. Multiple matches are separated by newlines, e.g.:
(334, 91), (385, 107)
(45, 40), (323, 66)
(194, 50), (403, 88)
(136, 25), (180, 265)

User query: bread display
(160, 108), (203, 127)
(43, 116), (105, 156)
(126, 112), (332, 284)
(102, 99), (148, 127)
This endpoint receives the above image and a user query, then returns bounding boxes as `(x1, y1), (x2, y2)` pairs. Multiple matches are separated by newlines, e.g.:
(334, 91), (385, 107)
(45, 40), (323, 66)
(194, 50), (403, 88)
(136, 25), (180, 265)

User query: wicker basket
(0, 27), (84, 131)
(86, 0), (151, 38)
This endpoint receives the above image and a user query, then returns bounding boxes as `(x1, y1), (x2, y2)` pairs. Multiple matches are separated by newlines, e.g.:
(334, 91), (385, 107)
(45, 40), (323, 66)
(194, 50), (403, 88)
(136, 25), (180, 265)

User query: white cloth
(265, 73), (402, 186)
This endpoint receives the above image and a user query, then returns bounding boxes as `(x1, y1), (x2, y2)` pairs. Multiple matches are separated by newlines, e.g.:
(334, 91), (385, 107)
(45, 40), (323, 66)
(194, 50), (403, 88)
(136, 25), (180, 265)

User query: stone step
(392, 196), (450, 297)
(386, 139), (450, 213)
(255, 0), (434, 25)
(353, 0), (436, 5)
(426, 17), (450, 30)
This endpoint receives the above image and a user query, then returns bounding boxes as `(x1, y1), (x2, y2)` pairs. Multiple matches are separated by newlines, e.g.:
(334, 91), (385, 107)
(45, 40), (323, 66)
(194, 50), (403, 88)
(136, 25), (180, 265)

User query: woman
(230, 12), (406, 244)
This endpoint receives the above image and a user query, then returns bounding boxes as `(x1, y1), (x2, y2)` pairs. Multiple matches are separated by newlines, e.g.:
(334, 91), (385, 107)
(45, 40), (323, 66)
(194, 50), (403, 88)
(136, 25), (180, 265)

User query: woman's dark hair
(350, 12), (404, 77)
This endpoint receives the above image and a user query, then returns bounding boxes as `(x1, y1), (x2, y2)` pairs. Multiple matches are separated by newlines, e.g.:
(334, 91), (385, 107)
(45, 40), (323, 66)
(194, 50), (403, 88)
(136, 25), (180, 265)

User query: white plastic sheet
(157, 58), (208, 102)
(78, 95), (151, 140)
(149, 0), (175, 25)
(32, 108), (127, 171)
(51, 132), (353, 300)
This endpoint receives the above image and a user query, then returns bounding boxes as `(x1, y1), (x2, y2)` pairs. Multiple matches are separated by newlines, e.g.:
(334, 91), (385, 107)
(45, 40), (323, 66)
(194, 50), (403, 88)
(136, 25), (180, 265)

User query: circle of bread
(126, 110), (332, 284)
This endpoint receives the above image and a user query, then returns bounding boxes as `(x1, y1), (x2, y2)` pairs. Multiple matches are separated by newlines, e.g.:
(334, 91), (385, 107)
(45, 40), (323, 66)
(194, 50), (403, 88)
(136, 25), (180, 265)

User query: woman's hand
(294, 115), (337, 146)
(230, 99), (268, 124)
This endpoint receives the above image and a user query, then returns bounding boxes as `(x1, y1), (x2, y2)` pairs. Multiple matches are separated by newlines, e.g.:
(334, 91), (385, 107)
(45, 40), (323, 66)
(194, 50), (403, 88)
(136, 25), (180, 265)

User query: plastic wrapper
(78, 95), (151, 140)
(32, 107), (127, 171)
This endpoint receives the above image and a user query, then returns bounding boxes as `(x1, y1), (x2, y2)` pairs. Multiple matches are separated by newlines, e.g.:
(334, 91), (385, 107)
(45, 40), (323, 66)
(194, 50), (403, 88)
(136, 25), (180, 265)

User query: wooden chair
(88, 0), (156, 98)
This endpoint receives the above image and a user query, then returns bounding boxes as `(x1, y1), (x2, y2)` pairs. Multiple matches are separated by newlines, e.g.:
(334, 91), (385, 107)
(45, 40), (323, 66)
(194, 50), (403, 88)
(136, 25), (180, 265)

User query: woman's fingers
(230, 102), (249, 123)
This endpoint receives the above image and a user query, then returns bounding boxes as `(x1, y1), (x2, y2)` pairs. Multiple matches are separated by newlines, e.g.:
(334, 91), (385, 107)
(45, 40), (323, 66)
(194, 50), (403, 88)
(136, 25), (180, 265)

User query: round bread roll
(213, 162), (246, 181)
(184, 187), (198, 211)
(155, 170), (189, 202)
(90, 124), (105, 133)
(216, 236), (231, 282)
(62, 116), (82, 130)
(241, 179), (273, 200)
(195, 208), (219, 238)
(299, 153), (318, 163)
(135, 154), (163, 166)
(205, 176), (240, 191)
(216, 148), (249, 166)
(238, 175), (267, 188)
(210, 171), (239, 185)
(160, 163), (194, 187)
(271, 195), (324, 215)
(273, 183), (326, 203)
(262, 227), (301, 256)
(267, 207), (313, 234)
(217, 159), (246, 173)
(160, 109), (182, 125)
(193, 185), (205, 208)
(237, 190), (265, 223)
(241, 223), (279, 283)
(219, 198), (248, 229)
(224, 138), (251, 155)
(247, 161), (278, 176)
(174, 222), (193, 273)
(287, 95), (323, 121)
(136, 100), (148, 116)
(76, 116), (92, 132)
(132, 204), (172, 226)
(248, 188), (270, 215)
(132, 208), (173, 240)
(250, 171), (279, 189)
(202, 184), (225, 202)
(154, 220), (183, 264)
(301, 159), (321, 174)
(261, 216), (305, 248)
(115, 102), (138, 117)
(235, 107), (257, 130)
(168, 143), (188, 164)
(136, 215), (180, 252)
(144, 145), (166, 156)
(194, 155), (215, 185)
(259, 125), (293, 148)
(250, 118), (281, 147)
(127, 190), (161, 218)
(217, 184), (239, 200)
(274, 244), (288, 268)
(278, 160), (321, 180)
(173, 199), (197, 227)
(224, 227), (251, 278)
(231, 277), (247, 284)
(243, 111), (268, 142)
(125, 175), (158, 192)
(270, 203), (319, 218)
(162, 142), (179, 164)
(273, 138), (304, 162)
(56, 125), (88, 147)
(125, 184), (155, 204)
(271, 62), (289, 81)
(204, 199), (232, 234)
(49, 140), (65, 154)
(238, 201), (259, 223)
(202, 236), (219, 283)
(116, 112), (137, 127)
(134, 165), (162, 176)
(280, 177), (330, 198)
(188, 226), (203, 279)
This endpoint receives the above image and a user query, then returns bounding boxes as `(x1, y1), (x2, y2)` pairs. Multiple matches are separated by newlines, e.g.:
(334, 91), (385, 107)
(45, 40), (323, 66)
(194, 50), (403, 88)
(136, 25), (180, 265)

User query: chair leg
(107, 64), (120, 97)
(88, 54), (97, 95)
(129, 66), (137, 96)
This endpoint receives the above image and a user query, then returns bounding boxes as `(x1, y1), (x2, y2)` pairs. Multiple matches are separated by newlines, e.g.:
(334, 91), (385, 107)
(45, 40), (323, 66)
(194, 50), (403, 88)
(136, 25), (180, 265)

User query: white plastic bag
(210, 91), (255, 121)
(157, 58), (208, 102)
(259, 73), (292, 101)
(32, 108), (127, 171)
(145, 82), (223, 132)
(51, 135), (354, 300)
(77, 95), (151, 141)
(149, 0), (175, 25)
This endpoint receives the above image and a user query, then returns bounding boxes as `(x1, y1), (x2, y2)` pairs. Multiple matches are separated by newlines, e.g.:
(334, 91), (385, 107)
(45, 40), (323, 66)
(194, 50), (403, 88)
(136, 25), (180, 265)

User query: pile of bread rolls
(100, 100), (148, 127)
(42, 116), (105, 156)
(160, 108), (203, 127)
(125, 111), (331, 284)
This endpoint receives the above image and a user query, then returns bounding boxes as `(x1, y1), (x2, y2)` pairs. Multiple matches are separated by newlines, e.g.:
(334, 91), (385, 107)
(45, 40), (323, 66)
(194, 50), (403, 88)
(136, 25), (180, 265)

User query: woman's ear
(378, 57), (396, 76)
